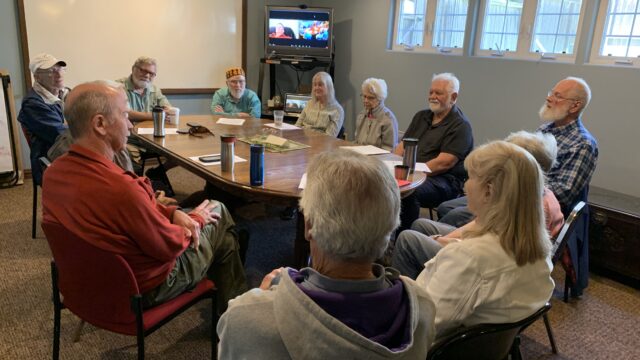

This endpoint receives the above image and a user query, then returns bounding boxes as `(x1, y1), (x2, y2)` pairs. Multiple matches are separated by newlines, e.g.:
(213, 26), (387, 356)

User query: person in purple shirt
(217, 149), (436, 359)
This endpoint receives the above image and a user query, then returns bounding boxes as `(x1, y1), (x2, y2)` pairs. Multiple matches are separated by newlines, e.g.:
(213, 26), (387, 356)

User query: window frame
(591, 0), (640, 67)
(391, 0), (470, 55)
(474, 0), (588, 62)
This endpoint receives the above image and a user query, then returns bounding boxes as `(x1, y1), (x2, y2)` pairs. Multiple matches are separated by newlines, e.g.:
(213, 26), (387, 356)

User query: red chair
(42, 221), (217, 359)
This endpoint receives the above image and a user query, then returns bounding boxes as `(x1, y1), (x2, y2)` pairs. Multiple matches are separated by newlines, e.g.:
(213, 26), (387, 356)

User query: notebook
(284, 93), (312, 117)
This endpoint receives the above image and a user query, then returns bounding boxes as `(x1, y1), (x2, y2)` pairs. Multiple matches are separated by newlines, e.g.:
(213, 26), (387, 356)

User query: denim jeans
(392, 219), (456, 279)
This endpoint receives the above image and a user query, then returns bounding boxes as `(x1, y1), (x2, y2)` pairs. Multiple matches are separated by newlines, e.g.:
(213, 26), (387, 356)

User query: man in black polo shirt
(395, 73), (473, 231)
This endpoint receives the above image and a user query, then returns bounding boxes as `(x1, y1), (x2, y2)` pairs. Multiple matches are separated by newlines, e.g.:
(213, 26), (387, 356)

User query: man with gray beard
(117, 56), (171, 121)
(395, 73), (473, 231)
(210, 67), (261, 118)
(116, 56), (175, 188)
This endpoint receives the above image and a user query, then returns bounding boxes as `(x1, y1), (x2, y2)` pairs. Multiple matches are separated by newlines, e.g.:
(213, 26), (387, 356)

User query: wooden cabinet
(589, 187), (640, 288)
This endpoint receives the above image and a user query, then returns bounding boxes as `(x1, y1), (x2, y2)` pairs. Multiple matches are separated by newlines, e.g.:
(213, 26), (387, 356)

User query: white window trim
(391, 0), (469, 56)
(590, 0), (640, 67)
(474, 0), (587, 63)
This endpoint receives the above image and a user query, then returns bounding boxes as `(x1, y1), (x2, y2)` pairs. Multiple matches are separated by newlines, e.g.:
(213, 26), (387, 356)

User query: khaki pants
(142, 202), (247, 314)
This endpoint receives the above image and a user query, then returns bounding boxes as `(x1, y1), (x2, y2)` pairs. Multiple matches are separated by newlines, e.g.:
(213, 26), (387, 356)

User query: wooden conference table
(134, 114), (426, 266)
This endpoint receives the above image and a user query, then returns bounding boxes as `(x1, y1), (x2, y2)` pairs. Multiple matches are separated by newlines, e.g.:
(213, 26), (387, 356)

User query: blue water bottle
(250, 144), (265, 186)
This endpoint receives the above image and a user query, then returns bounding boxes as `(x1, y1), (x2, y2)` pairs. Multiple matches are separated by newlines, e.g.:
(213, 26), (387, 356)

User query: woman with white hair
(217, 149), (436, 359)
(354, 78), (399, 151)
(415, 141), (555, 339)
(393, 131), (563, 279)
(295, 71), (344, 137)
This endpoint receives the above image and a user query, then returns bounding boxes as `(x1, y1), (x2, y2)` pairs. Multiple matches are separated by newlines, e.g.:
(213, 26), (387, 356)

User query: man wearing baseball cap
(18, 53), (69, 185)
(210, 67), (261, 118)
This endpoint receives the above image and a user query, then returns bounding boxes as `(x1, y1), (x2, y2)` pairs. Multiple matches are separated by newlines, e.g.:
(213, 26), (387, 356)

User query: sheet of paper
(189, 153), (247, 166)
(217, 118), (245, 126)
(136, 128), (179, 135)
(263, 122), (300, 130)
(264, 134), (288, 147)
(383, 160), (431, 175)
(340, 145), (390, 156)
(298, 173), (307, 189)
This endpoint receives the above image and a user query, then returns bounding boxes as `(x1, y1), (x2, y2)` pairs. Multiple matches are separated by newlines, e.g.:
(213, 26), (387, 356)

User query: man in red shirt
(42, 81), (247, 313)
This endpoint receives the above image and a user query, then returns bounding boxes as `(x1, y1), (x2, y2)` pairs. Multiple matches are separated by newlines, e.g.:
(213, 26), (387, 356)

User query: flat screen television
(265, 6), (334, 61)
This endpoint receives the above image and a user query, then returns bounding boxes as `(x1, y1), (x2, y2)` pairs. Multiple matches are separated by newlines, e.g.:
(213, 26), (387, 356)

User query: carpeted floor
(1, 167), (639, 359)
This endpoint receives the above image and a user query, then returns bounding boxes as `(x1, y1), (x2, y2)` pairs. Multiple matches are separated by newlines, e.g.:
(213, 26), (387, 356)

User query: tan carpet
(1, 167), (639, 359)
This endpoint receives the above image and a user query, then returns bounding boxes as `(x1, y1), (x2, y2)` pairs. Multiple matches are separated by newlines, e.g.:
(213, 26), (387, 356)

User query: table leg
(293, 210), (309, 268)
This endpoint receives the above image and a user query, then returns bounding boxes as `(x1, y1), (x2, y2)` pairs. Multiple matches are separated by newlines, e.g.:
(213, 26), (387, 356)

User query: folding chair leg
(53, 304), (61, 360)
(132, 296), (145, 360)
(542, 313), (558, 354)
(510, 335), (522, 360)
(51, 262), (61, 360)
(32, 182), (38, 239)
(211, 295), (217, 359)
(137, 334), (145, 360)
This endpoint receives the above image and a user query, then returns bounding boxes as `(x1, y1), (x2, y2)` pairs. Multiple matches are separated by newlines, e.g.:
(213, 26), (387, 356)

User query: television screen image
(268, 20), (329, 42)
(266, 7), (333, 60)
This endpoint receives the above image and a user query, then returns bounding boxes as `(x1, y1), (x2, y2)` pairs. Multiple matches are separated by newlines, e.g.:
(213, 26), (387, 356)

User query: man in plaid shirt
(537, 77), (598, 214)
(437, 76), (598, 227)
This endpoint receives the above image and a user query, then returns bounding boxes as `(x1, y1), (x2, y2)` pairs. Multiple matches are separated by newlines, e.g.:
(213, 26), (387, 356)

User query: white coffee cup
(166, 107), (180, 126)
(273, 110), (284, 127)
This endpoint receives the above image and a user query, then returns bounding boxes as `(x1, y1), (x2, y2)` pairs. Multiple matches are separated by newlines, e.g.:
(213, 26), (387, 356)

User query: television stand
(280, 57), (313, 63)
(257, 57), (335, 103)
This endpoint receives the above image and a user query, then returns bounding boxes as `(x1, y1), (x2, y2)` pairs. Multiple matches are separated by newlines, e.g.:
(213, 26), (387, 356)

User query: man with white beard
(438, 77), (598, 224)
(211, 67), (261, 118)
(536, 76), (598, 213)
(394, 73), (473, 231)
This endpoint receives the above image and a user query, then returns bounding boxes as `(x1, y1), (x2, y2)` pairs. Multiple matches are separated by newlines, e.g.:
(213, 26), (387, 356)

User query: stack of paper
(217, 118), (245, 126)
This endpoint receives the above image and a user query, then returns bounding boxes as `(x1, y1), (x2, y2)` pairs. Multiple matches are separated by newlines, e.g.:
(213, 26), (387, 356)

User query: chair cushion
(142, 279), (215, 331)
(87, 279), (215, 336)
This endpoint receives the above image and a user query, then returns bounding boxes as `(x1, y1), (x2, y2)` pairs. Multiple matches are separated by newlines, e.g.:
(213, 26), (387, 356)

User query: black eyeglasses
(135, 66), (156, 78)
(188, 124), (214, 137)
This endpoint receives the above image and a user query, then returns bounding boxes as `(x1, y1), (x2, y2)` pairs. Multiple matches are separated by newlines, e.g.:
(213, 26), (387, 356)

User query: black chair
(524, 201), (587, 356)
(552, 201), (587, 302)
(29, 156), (52, 239)
(426, 302), (552, 360)
(337, 126), (346, 139)
(140, 152), (175, 196)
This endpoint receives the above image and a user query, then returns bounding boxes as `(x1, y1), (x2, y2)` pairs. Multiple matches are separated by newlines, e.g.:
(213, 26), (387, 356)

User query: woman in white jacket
(417, 140), (555, 339)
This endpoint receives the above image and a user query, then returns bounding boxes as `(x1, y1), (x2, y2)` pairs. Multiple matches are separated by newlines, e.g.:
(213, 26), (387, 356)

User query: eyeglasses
(188, 124), (214, 137)
(228, 79), (245, 85)
(136, 66), (156, 78)
(37, 67), (65, 75)
(547, 91), (579, 103)
(360, 94), (377, 101)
